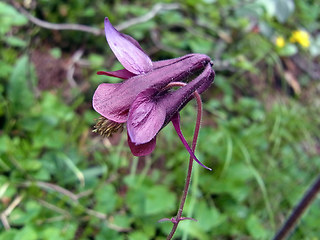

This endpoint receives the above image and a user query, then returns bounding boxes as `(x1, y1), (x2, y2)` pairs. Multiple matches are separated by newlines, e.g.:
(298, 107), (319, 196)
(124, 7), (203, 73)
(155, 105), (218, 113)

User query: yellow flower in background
(275, 36), (285, 48)
(290, 30), (310, 48)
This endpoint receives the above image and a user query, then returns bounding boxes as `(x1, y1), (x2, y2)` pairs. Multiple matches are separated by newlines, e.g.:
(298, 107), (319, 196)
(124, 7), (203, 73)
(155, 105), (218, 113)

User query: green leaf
(40, 228), (62, 240)
(189, 37), (213, 54)
(258, 0), (276, 16)
(128, 231), (149, 240)
(274, 0), (295, 23)
(13, 226), (37, 240)
(50, 48), (62, 59)
(145, 185), (176, 215)
(195, 200), (226, 231)
(0, 60), (12, 78)
(94, 185), (118, 214)
(10, 201), (41, 225)
(246, 215), (268, 239)
(258, 0), (294, 23)
(7, 55), (37, 113)
(96, 225), (124, 240)
(113, 214), (132, 229)
(89, 54), (105, 67)
(278, 44), (298, 56)
(5, 36), (27, 47)
(0, 229), (18, 240)
(0, 2), (28, 35)
(21, 159), (42, 171)
(126, 185), (176, 216)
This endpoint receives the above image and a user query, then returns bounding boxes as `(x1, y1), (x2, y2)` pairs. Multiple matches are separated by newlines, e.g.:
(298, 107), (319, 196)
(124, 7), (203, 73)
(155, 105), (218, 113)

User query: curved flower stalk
(93, 18), (215, 170)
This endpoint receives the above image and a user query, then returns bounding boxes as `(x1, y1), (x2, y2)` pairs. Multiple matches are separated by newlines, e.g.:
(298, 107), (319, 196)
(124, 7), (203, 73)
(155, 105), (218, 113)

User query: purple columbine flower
(93, 18), (215, 170)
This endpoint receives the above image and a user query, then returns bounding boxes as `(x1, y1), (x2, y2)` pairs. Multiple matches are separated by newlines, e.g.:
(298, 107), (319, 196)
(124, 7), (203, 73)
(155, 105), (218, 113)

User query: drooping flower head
(93, 18), (215, 170)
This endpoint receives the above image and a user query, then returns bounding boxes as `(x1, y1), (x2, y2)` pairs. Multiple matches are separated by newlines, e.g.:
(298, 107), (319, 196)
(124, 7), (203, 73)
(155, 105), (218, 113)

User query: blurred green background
(1, 0), (320, 239)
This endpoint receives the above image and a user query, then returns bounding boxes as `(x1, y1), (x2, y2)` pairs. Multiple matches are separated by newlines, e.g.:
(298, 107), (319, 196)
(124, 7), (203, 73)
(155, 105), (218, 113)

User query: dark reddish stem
(166, 83), (203, 240)
(273, 174), (320, 240)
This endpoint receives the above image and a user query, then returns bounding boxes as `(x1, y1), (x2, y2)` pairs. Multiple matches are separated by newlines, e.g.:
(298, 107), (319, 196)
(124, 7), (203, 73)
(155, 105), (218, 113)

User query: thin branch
(9, 0), (102, 35)
(22, 181), (91, 201)
(76, 189), (93, 199)
(66, 49), (84, 88)
(20, 181), (130, 232)
(1, 195), (24, 217)
(0, 214), (11, 230)
(83, 209), (130, 232)
(38, 199), (71, 217)
(0, 195), (24, 230)
(10, 1), (180, 34)
(116, 3), (180, 31)
(22, 181), (79, 202)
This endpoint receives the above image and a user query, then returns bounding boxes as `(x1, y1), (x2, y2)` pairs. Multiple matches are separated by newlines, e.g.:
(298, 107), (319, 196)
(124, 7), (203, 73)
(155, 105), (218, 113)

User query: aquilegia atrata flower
(93, 18), (215, 170)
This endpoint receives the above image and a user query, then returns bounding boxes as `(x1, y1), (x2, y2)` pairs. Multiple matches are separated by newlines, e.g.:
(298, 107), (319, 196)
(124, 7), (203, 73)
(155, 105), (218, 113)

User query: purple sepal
(97, 69), (136, 79)
(127, 133), (156, 156)
(104, 17), (153, 74)
(92, 83), (128, 123)
(127, 88), (166, 144)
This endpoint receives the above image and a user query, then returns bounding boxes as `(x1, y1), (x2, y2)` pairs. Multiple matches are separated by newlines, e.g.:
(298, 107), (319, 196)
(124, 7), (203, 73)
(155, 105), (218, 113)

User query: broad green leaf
(41, 228), (62, 240)
(195, 200), (226, 231)
(94, 185), (118, 214)
(278, 44), (298, 56)
(246, 215), (268, 239)
(96, 225), (124, 240)
(128, 231), (149, 240)
(5, 36), (27, 47)
(127, 185), (176, 216)
(0, 2), (27, 34)
(7, 55), (37, 113)
(189, 37), (212, 54)
(274, 0), (295, 23)
(49, 48), (62, 59)
(145, 185), (176, 215)
(0, 229), (18, 240)
(13, 226), (37, 240)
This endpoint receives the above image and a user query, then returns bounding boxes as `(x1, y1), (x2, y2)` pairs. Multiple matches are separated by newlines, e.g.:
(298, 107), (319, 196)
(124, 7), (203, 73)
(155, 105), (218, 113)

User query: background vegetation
(1, 0), (320, 239)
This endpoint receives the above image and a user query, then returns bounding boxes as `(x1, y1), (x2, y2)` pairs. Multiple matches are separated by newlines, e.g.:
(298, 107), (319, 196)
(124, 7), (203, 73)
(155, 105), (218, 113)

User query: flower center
(93, 116), (124, 138)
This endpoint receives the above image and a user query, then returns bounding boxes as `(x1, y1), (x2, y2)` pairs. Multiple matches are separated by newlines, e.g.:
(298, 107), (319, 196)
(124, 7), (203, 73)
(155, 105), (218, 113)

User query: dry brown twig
(9, 1), (180, 34)
(66, 49), (84, 88)
(20, 181), (130, 232)
(22, 181), (80, 202)
(0, 195), (24, 230)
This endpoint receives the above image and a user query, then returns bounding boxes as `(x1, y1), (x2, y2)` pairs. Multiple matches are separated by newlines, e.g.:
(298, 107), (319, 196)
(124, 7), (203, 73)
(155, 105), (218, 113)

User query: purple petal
(92, 83), (128, 123)
(105, 17), (153, 74)
(92, 54), (212, 125)
(97, 69), (136, 79)
(152, 53), (207, 70)
(127, 133), (156, 156)
(127, 88), (166, 144)
(171, 114), (212, 170)
(162, 63), (214, 125)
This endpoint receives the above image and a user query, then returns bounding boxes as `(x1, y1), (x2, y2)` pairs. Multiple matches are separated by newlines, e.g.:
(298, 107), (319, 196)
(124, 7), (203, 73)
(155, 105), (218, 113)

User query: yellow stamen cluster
(93, 116), (124, 138)
(290, 30), (310, 48)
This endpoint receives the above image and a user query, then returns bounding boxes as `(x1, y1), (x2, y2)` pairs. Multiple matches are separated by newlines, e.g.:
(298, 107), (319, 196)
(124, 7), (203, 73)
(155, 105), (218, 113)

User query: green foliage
(8, 55), (37, 113)
(1, 0), (320, 239)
